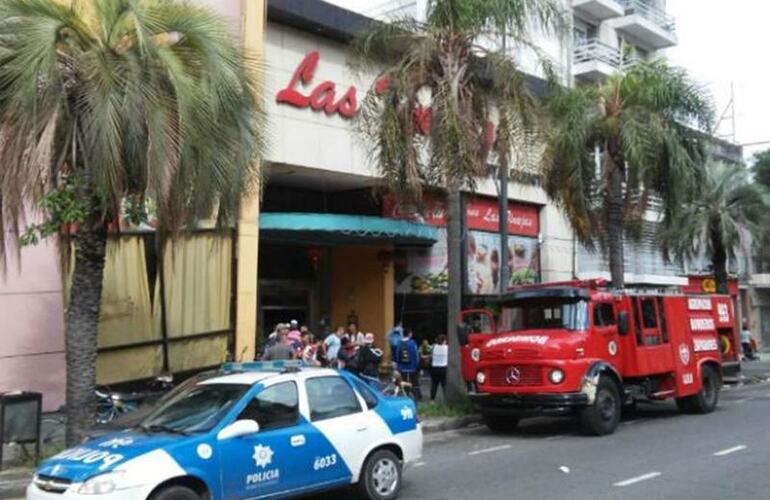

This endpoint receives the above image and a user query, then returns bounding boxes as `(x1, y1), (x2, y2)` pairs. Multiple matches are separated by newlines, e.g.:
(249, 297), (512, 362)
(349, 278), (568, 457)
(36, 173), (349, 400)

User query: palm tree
(350, 0), (564, 405)
(543, 60), (713, 288)
(0, 0), (264, 444)
(663, 161), (766, 294)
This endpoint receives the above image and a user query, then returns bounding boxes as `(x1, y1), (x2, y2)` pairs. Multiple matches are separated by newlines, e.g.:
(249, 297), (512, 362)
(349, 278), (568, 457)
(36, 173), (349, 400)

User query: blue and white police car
(28, 362), (422, 500)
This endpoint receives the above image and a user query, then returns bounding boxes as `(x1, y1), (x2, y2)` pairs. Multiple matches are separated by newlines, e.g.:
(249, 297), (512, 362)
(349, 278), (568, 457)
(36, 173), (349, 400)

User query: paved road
(311, 381), (770, 500)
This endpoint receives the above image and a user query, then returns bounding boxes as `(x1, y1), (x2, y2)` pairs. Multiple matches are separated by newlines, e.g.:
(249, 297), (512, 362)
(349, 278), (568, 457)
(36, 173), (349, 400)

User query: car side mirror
(217, 419), (260, 441)
(457, 323), (471, 346)
(618, 311), (629, 336)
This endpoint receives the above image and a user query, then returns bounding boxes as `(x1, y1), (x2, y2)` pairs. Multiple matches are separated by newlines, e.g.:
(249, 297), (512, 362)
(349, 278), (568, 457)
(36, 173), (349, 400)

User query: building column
(234, 0), (265, 361)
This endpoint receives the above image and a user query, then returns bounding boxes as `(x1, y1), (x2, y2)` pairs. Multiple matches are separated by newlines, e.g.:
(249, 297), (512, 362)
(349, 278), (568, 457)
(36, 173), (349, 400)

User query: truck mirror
(618, 311), (629, 336)
(457, 323), (471, 346)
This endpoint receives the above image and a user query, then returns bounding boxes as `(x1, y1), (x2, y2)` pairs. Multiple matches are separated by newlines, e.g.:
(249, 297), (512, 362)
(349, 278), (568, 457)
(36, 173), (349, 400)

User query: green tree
(663, 161), (766, 294)
(350, 0), (564, 405)
(751, 149), (770, 189)
(0, 0), (265, 445)
(543, 60), (713, 288)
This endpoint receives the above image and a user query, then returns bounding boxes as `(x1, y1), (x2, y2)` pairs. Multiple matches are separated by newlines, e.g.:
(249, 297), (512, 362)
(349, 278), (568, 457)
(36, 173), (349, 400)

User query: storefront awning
(259, 212), (438, 246)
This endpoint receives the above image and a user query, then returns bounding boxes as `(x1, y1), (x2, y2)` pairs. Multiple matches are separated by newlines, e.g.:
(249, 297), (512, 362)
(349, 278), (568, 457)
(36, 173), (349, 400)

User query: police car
(28, 362), (423, 500)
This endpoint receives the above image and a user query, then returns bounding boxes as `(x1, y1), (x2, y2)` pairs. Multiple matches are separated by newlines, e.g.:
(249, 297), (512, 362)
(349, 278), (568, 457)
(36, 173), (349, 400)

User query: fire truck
(459, 280), (739, 436)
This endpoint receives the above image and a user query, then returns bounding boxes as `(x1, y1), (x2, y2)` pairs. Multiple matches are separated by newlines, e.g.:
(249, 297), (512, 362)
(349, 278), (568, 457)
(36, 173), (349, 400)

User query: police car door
(302, 375), (374, 486)
(218, 380), (308, 499)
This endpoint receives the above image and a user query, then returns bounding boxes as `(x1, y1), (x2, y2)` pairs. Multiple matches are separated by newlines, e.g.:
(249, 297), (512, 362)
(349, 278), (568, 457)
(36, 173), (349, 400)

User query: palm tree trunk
(445, 182), (465, 406)
(65, 228), (107, 446)
(607, 164), (625, 289)
(710, 226), (729, 295)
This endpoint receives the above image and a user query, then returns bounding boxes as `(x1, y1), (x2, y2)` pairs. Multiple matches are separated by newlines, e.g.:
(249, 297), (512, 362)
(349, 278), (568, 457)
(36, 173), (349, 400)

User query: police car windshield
(140, 383), (249, 433)
(500, 299), (588, 332)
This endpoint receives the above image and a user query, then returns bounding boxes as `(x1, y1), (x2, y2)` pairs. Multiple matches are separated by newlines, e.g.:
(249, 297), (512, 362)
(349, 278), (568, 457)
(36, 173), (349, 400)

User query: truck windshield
(499, 299), (588, 332)
(139, 383), (249, 433)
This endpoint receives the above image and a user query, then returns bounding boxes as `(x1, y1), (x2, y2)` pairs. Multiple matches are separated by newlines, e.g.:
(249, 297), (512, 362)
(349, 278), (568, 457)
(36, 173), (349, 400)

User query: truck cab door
(631, 297), (674, 375)
(592, 302), (621, 364)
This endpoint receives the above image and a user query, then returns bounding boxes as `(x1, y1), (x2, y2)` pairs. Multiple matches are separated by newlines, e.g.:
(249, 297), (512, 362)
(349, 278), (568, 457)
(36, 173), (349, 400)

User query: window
(657, 297), (669, 343)
(141, 383), (249, 433)
(499, 299), (589, 332)
(351, 378), (379, 410)
(306, 377), (362, 421)
(238, 382), (299, 431)
(594, 303), (616, 327)
(641, 299), (658, 329)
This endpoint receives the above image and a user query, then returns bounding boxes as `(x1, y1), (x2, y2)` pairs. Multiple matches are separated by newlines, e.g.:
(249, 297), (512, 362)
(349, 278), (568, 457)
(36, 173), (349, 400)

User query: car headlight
(549, 369), (565, 384)
(471, 348), (481, 362)
(476, 371), (486, 385)
(77, 471), (125, 495)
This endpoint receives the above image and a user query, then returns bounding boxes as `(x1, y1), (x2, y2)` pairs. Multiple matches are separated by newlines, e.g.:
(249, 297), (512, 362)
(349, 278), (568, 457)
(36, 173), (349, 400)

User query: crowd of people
(260, 321), (384, 378)
(259, 320), (452, 402)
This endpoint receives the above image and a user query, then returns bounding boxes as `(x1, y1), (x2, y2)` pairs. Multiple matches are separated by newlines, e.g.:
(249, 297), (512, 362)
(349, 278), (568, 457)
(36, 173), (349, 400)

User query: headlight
(471, 348), (481, 362)
(549, 369), (565, 384)
(476, 371), (486, 385)
(78, 471), (125, 495)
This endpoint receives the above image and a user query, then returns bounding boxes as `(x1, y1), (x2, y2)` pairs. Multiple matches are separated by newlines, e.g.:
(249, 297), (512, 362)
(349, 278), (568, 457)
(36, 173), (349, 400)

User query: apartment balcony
(611, 0), (677, 49)
(571, 0), (625, 21)
(573, 40), (633, 81)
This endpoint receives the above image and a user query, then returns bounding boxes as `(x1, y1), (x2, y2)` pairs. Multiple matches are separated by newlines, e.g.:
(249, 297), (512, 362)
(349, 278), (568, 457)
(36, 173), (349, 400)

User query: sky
(665, 0), (770, 163)
(325, 0), (770, 162)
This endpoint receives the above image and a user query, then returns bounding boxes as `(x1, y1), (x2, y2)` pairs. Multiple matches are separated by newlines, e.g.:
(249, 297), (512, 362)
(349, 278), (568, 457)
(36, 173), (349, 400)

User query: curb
(422, 414), (483, 434)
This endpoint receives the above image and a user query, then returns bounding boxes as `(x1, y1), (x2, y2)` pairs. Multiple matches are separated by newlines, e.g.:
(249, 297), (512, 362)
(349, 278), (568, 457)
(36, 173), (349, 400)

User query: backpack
(399, 341), (413, 365)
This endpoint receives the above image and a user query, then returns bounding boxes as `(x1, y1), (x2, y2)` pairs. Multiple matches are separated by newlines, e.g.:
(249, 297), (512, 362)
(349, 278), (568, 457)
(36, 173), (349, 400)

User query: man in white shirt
(430, 335), (449, 401)
(324, 326), (345, 367)
(741, 322), (758, 361)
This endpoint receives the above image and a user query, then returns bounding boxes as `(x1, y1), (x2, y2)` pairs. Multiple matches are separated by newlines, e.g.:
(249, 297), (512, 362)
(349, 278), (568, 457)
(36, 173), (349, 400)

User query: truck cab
(460, 280), (734, 435)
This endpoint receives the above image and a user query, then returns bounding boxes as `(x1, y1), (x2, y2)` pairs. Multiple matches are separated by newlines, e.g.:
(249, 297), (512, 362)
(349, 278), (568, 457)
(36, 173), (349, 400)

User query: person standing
(352, 333), (384, 378)
(388, 322), (404, 370)
(262, 328), (296, 361)
(348, 322), (366, 346)
(324, 326), (345, 367)
(430, 335), (449, 401)
(741, 321), (758, 361)
(396, 330), (421, 400)
(419, 339), (433, 377)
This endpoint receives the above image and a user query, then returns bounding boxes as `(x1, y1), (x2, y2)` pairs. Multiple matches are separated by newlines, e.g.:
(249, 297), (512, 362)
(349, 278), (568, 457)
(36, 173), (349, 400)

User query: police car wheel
(358, 449), (402, 500)
(149, 485), (201, 500)
(579, 376), (621, 436)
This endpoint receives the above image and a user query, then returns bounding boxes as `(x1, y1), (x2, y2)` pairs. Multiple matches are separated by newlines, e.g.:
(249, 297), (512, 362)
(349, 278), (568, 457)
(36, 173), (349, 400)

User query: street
(311, 381), (770, 500)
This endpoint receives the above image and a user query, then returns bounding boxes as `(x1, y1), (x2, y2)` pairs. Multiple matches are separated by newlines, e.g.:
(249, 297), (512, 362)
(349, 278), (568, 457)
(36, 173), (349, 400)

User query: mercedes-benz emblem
(505, 366), (521, 385)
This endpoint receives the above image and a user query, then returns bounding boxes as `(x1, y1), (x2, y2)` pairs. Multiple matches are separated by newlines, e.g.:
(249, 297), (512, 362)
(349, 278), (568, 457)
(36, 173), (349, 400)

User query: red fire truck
(459, 280), (739, 436)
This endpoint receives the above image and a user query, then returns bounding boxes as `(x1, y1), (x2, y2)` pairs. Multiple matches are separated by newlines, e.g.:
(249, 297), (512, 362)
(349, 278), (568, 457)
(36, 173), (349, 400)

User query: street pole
(499, 28), (508, 297)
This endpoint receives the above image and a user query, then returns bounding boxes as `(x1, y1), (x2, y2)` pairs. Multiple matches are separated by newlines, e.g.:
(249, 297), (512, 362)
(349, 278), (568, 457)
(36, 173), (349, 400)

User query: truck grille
(33, 474), (71, 494)
(488, 365), (544, 387)
(485, 348), (541, 361)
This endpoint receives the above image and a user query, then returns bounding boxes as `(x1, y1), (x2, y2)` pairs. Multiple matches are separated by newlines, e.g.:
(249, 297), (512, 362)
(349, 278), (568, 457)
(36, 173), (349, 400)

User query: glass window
(657, 297), (669, 343)
(641, 299), (658, 329)
(500, 299), (589, 332)
(306, 377), (362, 421)
(351, 378), (379, 410)
(594, 303), (616, 327)
(141, 383), (249, 433)
(238, 382), (299, 431)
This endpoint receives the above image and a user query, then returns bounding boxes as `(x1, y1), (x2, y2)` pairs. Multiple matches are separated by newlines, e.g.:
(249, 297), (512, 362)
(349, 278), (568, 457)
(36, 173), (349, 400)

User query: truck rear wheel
(676, 365), (719, 414)
(579, 376), (621, 436)
(483, 415), (519, 433)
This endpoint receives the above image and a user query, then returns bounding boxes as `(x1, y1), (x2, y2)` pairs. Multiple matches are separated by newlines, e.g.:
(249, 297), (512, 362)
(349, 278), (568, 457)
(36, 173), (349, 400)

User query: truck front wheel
(676, 365), (719, 414)
(483, 415), (519, 433)
(579, 376), (621, 436)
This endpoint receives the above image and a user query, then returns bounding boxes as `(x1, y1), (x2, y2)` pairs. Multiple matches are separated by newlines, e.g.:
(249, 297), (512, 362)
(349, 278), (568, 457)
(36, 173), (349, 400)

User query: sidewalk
(0, 467), (31, 499)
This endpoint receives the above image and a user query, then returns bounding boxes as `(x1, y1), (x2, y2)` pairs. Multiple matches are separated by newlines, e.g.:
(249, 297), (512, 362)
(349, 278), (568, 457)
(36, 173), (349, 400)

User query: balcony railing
(619, 0), (676, 34)
(573, 40), (639, 70)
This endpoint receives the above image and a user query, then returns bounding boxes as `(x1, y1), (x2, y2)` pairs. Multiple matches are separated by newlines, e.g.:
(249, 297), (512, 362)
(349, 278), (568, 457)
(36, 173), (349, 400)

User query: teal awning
(259, 212), (438, 246)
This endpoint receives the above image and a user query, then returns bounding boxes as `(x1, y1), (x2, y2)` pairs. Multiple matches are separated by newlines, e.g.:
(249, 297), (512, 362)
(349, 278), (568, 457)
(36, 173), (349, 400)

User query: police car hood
(481, 330), (583, 359)
(37, 430), (182, 482)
